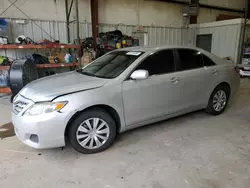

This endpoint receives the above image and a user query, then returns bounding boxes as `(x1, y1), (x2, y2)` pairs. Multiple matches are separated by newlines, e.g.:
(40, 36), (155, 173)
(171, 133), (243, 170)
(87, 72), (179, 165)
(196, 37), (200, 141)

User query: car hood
(19, 71), (108, 102)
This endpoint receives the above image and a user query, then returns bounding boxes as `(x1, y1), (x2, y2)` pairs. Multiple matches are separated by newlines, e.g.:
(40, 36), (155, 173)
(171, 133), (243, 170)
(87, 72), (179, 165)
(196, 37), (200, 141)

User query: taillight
(234, 66), (241, 73)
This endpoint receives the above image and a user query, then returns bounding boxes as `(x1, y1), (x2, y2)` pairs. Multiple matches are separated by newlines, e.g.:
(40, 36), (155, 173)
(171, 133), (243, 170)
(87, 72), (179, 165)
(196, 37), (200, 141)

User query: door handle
(170, 77), (179, 84)
(212, 69), (219, 75)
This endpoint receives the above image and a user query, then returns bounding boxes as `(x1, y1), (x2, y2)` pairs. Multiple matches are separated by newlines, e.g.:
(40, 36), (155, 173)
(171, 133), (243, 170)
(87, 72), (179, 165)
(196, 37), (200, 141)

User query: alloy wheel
(213, 90), (227, 112)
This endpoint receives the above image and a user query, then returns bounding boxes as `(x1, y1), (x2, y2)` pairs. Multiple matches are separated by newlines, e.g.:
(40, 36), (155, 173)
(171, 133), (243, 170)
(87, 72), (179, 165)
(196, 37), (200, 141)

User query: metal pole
(91, 0), (99, 49)
(75, 0), (80, 44)
(240, 0), (248, 64)
(65, 0), (70, 43)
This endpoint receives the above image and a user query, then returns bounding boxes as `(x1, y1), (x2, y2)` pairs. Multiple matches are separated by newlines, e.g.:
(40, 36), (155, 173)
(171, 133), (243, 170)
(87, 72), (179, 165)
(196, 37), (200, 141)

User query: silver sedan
(12, 46), (240, 154)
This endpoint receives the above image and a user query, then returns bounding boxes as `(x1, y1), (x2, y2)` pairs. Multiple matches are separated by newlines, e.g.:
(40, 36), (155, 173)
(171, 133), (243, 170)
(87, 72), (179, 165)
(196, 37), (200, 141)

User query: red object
(0, 44), (80, 49)
(0, 87), (11, 94)
(137, 26), (143, 31)
(36, 63), (80, 68)
(0, 66), (10, 70)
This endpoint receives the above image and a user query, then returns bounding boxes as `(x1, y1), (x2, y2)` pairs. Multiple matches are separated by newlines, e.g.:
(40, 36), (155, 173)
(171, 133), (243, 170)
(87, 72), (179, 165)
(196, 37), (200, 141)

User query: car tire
(206, 85), (230, 115)
(68, 108), (117, 154)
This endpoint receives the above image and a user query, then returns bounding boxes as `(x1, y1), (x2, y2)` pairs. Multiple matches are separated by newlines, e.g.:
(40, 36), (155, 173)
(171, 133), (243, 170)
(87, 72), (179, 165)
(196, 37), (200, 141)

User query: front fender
(53, 84), (126, 132)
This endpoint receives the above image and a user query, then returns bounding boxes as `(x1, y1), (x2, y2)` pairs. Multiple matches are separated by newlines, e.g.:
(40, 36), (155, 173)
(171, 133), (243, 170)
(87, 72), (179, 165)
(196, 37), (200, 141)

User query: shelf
(0, 44), (80, 49)
(0, 87), (11, 94)
(36, 63), (80, 68)
(0, 66), (10, 70)
(0, 63), (80, 70)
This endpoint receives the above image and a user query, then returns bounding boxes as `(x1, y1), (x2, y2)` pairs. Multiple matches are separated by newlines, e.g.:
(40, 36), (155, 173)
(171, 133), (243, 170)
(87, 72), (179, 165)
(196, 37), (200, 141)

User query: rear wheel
(206, 85), (230, 115)
(68, 108), (117, 154)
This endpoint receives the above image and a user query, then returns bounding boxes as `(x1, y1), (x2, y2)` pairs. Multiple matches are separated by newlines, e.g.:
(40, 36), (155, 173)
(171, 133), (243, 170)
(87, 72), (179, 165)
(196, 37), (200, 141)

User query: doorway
(196, 34), (212, 52)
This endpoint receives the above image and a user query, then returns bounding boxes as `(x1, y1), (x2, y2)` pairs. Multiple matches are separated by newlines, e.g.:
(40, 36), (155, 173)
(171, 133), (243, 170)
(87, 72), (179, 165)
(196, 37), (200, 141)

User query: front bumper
(12, 111), (68, 149)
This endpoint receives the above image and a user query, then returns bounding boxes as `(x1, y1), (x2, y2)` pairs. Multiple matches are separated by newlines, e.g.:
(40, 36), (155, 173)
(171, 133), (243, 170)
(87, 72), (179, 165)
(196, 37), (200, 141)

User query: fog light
(30, 134), (39, 143)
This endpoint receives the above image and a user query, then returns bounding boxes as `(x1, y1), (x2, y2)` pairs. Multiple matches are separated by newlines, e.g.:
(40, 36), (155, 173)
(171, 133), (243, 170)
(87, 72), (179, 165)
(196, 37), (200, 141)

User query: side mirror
(130, 70), (149, 80)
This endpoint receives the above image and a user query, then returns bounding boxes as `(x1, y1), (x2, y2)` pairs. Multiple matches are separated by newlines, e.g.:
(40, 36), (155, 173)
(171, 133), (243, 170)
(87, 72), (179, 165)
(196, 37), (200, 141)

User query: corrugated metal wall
(4, 19), (68, 44)
(1, 18), (196, 59)
(70, 22), (196, 46)
(1, 18), (243, 63)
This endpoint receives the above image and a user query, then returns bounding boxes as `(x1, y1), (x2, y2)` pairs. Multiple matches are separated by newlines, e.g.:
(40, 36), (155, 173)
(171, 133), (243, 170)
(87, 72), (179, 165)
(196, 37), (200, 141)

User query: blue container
(0, 71), (8, 87)
(0, 18), (7, 34)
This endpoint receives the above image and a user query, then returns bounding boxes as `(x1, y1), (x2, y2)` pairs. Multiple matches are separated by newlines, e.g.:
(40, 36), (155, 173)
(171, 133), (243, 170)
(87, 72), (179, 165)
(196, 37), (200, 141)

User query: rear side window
(177, 49), (204, 71)
(202, 54), (216, 66)
(135, 50), (175, 75)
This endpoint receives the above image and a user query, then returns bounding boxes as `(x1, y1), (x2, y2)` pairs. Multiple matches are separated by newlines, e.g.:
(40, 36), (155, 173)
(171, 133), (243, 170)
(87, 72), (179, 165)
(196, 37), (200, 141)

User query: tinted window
(77, 51), (143, 79)
(135, 50), (175, 75)
(177, 49), (204, 71)
(202, 54), (216, 66)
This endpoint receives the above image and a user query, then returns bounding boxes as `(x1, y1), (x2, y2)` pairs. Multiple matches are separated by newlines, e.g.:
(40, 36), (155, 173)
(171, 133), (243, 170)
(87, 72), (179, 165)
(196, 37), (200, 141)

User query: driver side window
(135, 50), (175, 76)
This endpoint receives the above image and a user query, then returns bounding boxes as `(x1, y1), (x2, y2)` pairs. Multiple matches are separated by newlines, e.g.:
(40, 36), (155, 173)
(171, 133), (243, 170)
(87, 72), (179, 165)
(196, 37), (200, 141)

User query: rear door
(201, 53), (220, 100)
(175, 49), (208, 110)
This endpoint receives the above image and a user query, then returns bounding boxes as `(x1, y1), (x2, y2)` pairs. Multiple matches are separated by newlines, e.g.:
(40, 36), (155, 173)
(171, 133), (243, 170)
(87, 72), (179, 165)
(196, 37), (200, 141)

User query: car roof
(116, 45), (226, 65)
(116, 45), (203, 52)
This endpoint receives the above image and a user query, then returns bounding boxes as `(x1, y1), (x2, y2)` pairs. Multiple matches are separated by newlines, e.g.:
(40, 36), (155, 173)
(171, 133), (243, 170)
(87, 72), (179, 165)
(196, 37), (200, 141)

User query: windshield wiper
(76, 70), (112, 79)
(77, 70), (96, 77)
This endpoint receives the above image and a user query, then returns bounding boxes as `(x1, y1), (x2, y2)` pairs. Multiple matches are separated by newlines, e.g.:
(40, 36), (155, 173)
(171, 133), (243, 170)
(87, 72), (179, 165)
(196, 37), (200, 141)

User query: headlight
(23, 101), (68, 116)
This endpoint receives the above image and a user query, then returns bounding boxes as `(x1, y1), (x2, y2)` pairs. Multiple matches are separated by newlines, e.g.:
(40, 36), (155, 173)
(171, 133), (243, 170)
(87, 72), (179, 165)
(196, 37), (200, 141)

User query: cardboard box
(48, 52), (65, 64)
(81, 51), (92, 66)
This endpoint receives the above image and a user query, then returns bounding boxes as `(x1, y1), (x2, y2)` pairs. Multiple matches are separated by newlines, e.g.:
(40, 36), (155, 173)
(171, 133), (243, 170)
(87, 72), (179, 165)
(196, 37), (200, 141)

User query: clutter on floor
(81, 30), (139, 59)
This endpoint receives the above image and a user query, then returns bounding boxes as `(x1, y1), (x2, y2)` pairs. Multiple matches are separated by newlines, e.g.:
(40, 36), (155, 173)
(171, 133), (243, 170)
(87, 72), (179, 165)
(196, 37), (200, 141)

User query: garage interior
(1, 0), (250, 187)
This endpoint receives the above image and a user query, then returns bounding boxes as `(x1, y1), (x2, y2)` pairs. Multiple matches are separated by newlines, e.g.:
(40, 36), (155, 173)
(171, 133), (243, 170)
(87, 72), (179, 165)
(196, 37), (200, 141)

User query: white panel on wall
(190, 19), (243, 63)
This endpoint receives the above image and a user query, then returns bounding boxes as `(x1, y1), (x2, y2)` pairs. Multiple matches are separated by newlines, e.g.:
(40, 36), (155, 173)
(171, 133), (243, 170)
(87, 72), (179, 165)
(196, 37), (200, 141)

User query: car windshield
(77, 51), (143, 79)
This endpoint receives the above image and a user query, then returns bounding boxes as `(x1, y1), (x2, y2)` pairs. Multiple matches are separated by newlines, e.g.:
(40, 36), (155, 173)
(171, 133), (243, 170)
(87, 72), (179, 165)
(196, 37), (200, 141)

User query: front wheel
(206, 85), (230, 115)
(68, 108), (117, 154)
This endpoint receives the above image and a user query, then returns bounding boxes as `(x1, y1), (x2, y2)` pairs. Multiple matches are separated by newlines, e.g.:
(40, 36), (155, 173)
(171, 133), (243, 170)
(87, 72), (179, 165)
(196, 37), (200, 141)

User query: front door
(122, 49), (182, 126)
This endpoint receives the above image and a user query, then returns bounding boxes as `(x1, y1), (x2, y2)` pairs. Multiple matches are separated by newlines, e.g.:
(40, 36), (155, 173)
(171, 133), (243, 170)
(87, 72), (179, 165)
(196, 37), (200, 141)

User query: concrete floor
(1, 80), (250, 188)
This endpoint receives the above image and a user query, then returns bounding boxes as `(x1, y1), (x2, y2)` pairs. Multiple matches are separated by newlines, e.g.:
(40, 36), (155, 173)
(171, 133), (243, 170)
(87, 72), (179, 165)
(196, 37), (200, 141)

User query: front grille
(13, 95), (31, 115)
